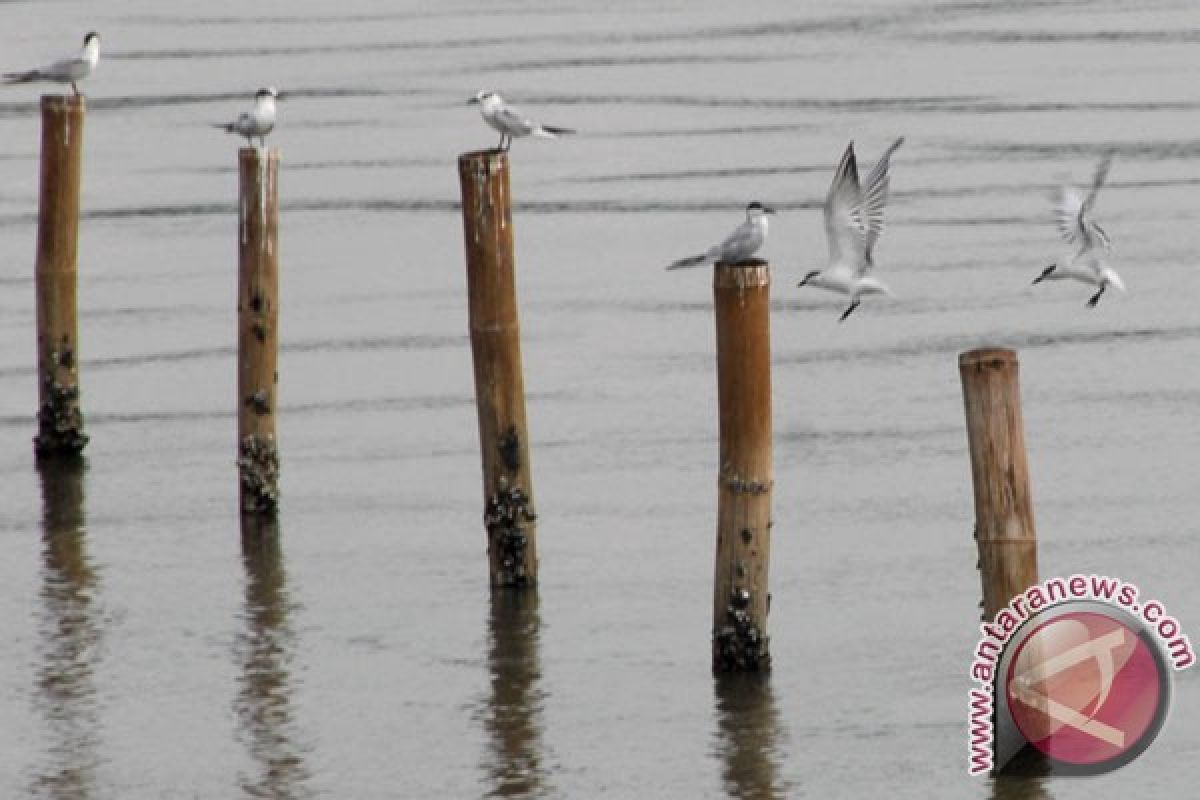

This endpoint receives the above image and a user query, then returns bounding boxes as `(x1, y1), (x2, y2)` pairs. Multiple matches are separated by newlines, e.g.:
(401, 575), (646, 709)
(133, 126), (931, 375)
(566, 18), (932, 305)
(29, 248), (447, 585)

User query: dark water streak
(0, 87), (394, 119)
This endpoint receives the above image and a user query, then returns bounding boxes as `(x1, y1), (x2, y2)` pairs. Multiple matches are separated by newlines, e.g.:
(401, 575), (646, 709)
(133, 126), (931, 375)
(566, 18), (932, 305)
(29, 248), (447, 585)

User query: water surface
(2, 1), (1198, 797)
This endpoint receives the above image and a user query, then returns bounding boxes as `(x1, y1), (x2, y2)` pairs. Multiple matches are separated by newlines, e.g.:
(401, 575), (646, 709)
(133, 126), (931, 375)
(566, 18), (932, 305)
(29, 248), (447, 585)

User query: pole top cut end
(458, 148), (509, 169)
(959, 347), (1018, 369)
(714, 259), (770, 289)
(238, 146), (280, 162)
(40, 94), (85, 112)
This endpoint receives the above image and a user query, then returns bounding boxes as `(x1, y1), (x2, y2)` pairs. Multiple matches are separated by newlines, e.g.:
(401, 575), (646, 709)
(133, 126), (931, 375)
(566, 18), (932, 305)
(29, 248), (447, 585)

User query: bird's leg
(838, 300), (860, 322)
(1086, 286), (1106, 308)
(70, 81), (78, 96)
(496, 132), (505, 151)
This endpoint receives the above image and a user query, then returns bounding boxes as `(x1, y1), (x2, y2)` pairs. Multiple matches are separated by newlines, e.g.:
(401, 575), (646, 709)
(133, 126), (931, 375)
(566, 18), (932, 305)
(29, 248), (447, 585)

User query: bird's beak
(1032, 265), (1052, 285)
(467, 96), (480, 105)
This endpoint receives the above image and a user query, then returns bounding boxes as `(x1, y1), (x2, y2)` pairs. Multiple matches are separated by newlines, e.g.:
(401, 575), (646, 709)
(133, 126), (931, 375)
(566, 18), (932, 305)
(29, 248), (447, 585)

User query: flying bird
(1032, 153), (1123, 308)
(213, 87), (279, 146)
(798, 138), (905, 321)
(468, 90), (575, 151)
(3, 32), (100, 95)
(666, 202), (776, 270)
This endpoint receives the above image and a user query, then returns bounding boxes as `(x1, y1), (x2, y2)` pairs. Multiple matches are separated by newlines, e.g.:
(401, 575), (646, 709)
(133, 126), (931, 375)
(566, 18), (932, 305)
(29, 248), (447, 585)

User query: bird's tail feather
(535, 125), (575, 138)
(666, 254), (708, 271)
(211, 123), (235, 132)
(3, 71), (38, 84)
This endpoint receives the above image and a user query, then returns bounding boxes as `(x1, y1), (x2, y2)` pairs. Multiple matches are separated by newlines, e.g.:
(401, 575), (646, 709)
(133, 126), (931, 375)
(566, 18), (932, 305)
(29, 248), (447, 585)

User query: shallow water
(1, 1), (1199, 797)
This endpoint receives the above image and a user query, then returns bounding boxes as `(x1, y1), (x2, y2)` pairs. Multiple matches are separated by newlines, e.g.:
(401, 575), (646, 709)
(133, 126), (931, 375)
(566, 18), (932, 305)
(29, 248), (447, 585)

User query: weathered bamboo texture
(959, 348), (1039, 619)
(457, 150), (538, 588)
(237, 147), (280, 515)
(712, 260), (772, 671)
(34, 95), (88, 456)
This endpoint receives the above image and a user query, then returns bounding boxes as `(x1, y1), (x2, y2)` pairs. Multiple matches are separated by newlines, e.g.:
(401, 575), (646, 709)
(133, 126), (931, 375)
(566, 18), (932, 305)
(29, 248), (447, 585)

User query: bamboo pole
(958, 348), (1039, 620)
(34, 95), (88, 457)
(712, 259), (772, 671)
(237, 147), (280, 515)
(457, 149), (537, 588)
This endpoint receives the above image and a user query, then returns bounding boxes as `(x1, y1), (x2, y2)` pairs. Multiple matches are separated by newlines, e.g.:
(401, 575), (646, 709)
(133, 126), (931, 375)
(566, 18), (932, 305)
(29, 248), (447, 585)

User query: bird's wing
(715, 218), (761, 262)
(860, 137), (904, 262)
(1082, 151), (1113, 215)
(1056, 154), (1114, 251)
(1053, 186), (1087, 247)
(39, 55), (86, 81)
(492, 105), (535, 136)
(824, 143), (867, 273)
(1080, 153), (1114, 251)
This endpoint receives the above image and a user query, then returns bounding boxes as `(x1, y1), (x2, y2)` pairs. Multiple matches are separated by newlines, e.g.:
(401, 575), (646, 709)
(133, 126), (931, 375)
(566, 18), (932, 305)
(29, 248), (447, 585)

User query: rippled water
(2, 1), (1199, 797)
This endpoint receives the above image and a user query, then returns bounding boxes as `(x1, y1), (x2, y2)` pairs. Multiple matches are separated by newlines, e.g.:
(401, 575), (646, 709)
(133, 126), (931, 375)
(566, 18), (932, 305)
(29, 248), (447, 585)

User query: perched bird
(213, 87), (279, 146)
(3, 32), (100, 95)
(1032, 153), (1123, 308)
(798, 138), (904, 321)
(468, 90), (575, 151)
(666, 202), (776, 270)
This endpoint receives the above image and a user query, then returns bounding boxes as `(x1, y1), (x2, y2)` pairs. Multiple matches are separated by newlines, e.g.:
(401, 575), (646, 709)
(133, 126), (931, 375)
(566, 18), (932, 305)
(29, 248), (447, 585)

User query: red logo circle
(1006, 610), (1167, 770)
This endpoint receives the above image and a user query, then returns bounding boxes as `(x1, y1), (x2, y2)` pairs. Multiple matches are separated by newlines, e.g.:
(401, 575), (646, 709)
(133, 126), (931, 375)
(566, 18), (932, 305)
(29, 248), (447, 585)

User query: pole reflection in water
(712, 673), (791, 800)
(481, 590), (549, 798)
(236, 515), (312, 799)
(33, 456), (103, 800)
(990, 748), (1053, 800)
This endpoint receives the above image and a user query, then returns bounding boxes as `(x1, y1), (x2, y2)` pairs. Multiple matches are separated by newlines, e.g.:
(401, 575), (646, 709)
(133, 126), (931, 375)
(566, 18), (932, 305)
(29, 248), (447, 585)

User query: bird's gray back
(713, 219), (762, 262)
(490, 106), (536, 136)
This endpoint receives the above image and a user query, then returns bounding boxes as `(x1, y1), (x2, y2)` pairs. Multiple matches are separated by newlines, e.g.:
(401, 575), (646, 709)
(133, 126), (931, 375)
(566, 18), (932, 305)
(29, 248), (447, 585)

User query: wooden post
(958, 348), (1039, 620)
(712, 260), (772, 671)
(457, 150), (537, 588)
(34, 95), (88, 457)
(237, 147), (280, 515)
